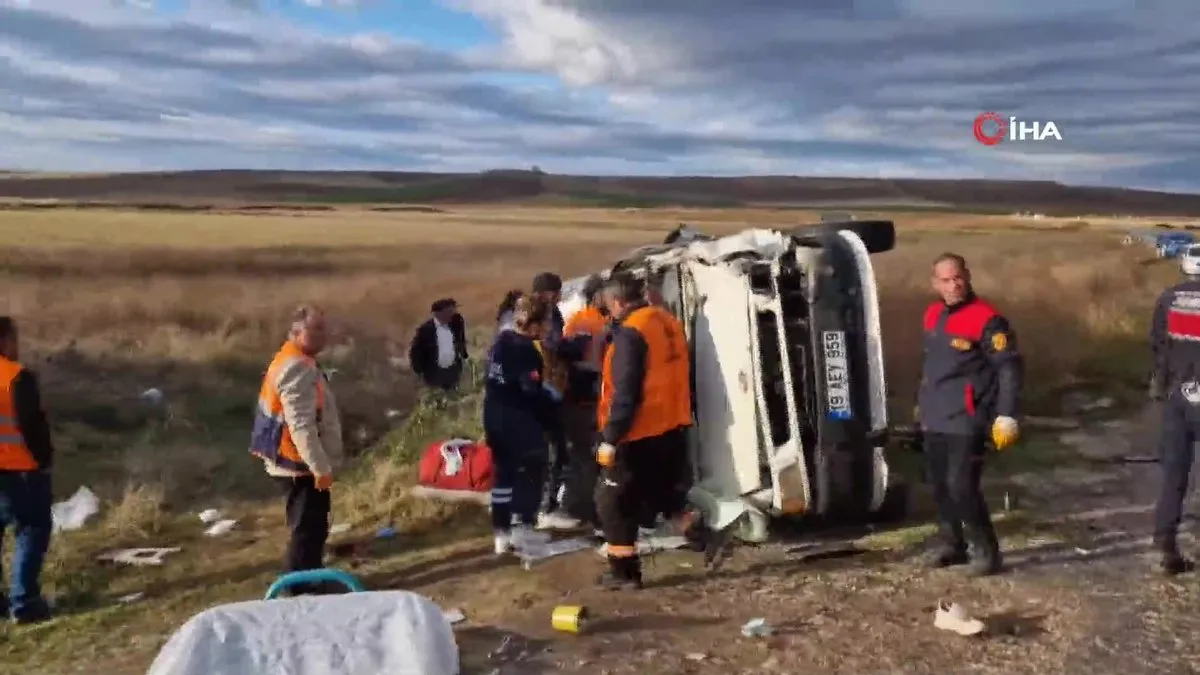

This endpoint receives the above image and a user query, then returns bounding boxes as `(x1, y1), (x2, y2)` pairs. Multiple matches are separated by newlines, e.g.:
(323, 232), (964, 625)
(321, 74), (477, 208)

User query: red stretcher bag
(412, 438), (494, 504)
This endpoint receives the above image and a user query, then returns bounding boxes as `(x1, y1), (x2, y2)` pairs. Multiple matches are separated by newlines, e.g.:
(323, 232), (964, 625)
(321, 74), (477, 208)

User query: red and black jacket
(918, 292), (1022, 434)
(1150, 280), (1200, 389)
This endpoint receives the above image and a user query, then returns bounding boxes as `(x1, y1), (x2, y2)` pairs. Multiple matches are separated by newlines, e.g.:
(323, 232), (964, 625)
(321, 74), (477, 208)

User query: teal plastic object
(264, 568), (366, 600)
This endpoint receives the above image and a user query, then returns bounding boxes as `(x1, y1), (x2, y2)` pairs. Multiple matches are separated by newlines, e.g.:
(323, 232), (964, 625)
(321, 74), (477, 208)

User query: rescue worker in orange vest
(639, 269), (696, 532)
(540, 274), (609, 533)
(0, 317), (55, 625)
(594, 274), (704, 590)
(249, 305), (344, 595)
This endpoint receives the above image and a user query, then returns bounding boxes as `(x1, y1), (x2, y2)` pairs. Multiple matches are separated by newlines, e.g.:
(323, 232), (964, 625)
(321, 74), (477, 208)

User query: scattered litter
(140, 388), (165, 405)
(595, 535), (690, 558)
(785, 541), (864, 562)
(519, 537), (593, 570)
(551, 605), (587, 634)
(1074, 546), (1093, 556)
(686, 652), (707, 662)
(441, 608), (466, 625)
(933, 601), (986, 636)
(1081, 397), (1115, 411)
(204, 519), (237, 537)
(329, 523), (351, 535)
(197, 509), (221, 524)
(117, 592), (145, 604)
(375, 526), (397, 539)
(741, 618), (772, 638)
(97, 547), (182, 567)
(488, 635), (515, 660)
(385, 409), (403, 420)
(52, 486), (100, 533)
(1004, 491), (1017, 511)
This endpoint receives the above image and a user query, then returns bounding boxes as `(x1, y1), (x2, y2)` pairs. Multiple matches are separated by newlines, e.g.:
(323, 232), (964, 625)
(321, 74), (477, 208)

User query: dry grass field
(0, 205), (1193, 675)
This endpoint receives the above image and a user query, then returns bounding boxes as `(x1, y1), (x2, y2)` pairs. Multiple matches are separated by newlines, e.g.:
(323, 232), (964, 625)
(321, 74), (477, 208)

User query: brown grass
(0, 206), (1178, 672)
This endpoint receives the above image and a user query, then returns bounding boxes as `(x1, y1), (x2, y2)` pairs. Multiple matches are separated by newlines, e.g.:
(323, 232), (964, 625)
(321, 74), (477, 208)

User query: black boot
(11, 599), (52, 626)
(966, 526), (1004, 577)
(1158, 538), (1195, 576)
(597, 555), (643, 591)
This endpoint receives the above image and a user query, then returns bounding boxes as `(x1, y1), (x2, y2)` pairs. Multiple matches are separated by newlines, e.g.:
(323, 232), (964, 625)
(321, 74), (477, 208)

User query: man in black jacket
(408, 299), (468, 392)
(918, 254), (1022, 578)
(1148, 265), (1200, 575)
(0, 316), (55, 624)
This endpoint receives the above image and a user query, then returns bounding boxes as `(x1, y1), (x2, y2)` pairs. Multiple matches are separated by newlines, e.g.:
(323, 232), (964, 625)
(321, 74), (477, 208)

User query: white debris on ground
(441, 608), (466, 625)
(51, 486), (100, 533)
(741, 618), (772, 637)
(203, 519), (237, 537)
(933, 601), (986, 636)
(97, 547), (183, 567)
(197, 509), (221, 524)
(140, 387), (165, 405)
(329, 523), (351, 535)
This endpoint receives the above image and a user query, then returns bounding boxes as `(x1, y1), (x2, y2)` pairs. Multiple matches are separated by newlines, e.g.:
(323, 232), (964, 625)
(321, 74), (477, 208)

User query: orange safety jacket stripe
(0, 357), (37, 471)
(564, 306), (608, 372)
(597, 306), (692, 443)
(248, 341), (325, 473)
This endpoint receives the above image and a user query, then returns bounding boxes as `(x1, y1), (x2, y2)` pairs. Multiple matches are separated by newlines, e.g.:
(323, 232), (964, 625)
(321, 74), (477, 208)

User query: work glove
(314, 473), (334, 491)
(991, 416), (1019, 451)
(596, 442), (616, 468)
(1149, 372), (1166, 401)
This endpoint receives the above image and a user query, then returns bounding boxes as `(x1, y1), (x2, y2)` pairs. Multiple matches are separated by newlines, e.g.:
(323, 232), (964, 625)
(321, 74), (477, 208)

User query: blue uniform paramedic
(0, 316), (55, 625)
(917, 253), (1022, 577)
(484, 296), (560, 555)
(1148, 263), (1200, 575)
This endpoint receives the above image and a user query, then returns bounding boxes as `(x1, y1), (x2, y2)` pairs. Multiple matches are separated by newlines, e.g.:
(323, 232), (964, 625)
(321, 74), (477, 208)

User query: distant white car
(1182, 245), (1200, 275)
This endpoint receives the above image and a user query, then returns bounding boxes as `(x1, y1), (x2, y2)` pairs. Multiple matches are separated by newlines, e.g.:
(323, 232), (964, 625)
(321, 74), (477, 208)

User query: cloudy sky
(1, 1), (1197, 191)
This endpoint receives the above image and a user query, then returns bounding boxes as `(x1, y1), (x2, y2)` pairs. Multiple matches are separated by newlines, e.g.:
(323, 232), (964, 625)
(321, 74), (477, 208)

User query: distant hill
(1, 169), (1199, 216)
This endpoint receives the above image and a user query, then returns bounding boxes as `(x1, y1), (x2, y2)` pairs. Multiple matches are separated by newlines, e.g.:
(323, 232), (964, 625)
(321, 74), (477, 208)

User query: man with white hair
(249, 305), (344, 594)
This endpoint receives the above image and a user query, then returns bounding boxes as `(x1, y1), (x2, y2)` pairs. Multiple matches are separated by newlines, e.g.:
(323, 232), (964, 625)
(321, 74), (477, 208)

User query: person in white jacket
(249, 305), (344, 594)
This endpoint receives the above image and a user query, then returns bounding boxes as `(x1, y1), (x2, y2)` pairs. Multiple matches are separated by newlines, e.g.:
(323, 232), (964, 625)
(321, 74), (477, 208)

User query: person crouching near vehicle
(483, 295), (560, 555)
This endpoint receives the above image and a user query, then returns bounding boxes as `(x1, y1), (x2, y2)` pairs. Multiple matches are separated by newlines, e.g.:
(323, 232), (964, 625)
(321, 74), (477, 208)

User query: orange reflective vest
(0, 357), (37, 471)
(564, 305), (608, 372)
(249, 341), (325, 474)
(597, 306), (692, 442)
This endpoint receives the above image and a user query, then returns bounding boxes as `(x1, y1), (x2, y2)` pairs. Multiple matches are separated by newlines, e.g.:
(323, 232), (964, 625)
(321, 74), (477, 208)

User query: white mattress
(146, 590), (459, 675)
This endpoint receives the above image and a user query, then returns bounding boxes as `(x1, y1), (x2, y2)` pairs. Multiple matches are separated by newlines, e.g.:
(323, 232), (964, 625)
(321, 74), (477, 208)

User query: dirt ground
(0, 206), (1189, 674)
(417, 405), (1199, 675)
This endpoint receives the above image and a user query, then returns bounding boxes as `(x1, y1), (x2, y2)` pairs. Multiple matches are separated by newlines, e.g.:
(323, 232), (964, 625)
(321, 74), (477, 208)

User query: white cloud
(0, 0), (1197, 188)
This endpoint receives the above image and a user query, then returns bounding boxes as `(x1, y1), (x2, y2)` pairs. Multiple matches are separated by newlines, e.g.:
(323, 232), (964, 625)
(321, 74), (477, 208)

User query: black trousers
(559, 402), (601, 525)
(423, 361), (463, 392)
(596, 428), (692, 550)
(1154, 389), (1198, 547)
(923, 431), (999, 557)
(274, 476), (332, 577)
(542, 405), (569, 512)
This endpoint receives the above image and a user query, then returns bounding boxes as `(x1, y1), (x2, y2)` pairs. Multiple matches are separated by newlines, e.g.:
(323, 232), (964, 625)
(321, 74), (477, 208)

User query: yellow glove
(596, 442), (616, 467)
(991, 416), (1019, 450)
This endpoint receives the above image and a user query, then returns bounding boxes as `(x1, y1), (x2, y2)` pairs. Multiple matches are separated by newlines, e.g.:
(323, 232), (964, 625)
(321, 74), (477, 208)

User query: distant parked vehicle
(1156, 232), (1196, 258)
(1182, 245), (1200, 275)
